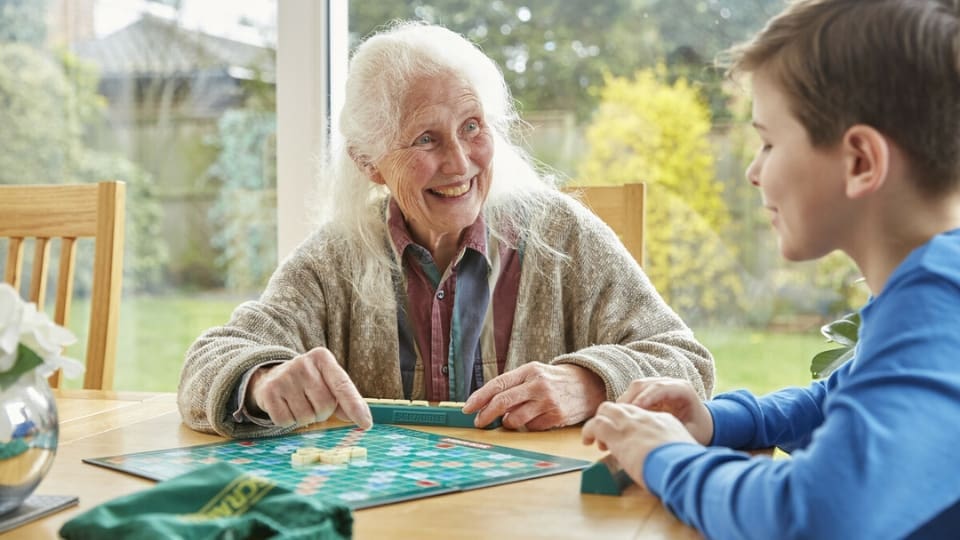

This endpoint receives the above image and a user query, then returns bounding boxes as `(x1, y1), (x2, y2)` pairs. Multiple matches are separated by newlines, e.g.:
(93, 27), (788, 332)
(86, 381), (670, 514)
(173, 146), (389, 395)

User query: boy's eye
(761, 143), (772, 152)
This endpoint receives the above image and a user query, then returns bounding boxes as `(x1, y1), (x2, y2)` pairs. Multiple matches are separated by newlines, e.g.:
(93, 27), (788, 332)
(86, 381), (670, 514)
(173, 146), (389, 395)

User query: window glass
(349, 1), (866, 394)
(3, 1), (868, 394)
(0, 0), (277, 390)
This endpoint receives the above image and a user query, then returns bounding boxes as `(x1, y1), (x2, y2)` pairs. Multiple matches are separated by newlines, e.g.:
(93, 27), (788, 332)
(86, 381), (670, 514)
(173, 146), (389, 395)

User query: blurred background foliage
(577, 67), (745, 323)
(0, 1), (166, 295)
(2, 0), (864, 393)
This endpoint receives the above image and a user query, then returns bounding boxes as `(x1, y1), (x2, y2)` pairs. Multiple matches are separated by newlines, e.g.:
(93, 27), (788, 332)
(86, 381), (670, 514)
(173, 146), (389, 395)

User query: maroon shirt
(387, 199), (521, 400)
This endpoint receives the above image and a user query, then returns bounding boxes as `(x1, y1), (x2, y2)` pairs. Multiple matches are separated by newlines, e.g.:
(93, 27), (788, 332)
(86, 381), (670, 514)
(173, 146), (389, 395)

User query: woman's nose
(441, 139), (469, 176)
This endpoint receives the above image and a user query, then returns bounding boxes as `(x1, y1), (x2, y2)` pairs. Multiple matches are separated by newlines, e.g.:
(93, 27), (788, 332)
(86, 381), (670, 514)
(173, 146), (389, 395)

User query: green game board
(83, 424), (589, 510)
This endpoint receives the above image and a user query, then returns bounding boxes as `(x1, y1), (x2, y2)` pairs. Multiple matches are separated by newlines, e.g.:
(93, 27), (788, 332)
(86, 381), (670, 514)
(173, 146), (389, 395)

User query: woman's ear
(842, 124), (889, 199)
(348, 147), (384, 184)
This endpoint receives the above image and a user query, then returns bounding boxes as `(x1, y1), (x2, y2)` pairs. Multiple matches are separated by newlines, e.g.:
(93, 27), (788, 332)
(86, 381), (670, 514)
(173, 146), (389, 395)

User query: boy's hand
(582, 403), (698, 488)
(247, 347), (373, 429)
(618, 377), (714, 445)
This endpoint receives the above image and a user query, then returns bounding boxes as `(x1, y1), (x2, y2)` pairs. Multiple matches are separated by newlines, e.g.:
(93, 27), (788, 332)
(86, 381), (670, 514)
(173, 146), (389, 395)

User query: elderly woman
(178, 21), (714, 438)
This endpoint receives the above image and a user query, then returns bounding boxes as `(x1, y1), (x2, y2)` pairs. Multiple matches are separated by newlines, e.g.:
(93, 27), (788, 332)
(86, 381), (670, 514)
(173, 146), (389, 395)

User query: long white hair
(315, 21), (560, 303)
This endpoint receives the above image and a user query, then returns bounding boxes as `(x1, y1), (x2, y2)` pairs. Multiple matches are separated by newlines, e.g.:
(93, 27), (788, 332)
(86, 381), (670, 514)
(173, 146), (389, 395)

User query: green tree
(0, 33), (166, 292)
(0, 44), (90, 182)
(206, 109), (277, 291)
(352, 1), (661, 119)
(0, 0), (47, 45)
(350, 0), (780, 120)
(577, 67), (744, 323)
(75, 151), (168, 292)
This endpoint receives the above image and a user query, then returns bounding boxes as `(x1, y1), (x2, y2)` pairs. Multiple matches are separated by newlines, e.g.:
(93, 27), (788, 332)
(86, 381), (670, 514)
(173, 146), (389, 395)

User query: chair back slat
(55, 238), (78, 327)
(29, 237), (51, 307)
(85, 182), (125, 390)
(48, 237), (79, 389)
(5, 237), (24, 290)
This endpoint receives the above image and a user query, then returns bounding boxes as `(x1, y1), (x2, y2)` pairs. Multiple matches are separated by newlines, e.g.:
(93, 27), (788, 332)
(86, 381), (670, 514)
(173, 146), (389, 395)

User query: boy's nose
(745, 159), (761, 187)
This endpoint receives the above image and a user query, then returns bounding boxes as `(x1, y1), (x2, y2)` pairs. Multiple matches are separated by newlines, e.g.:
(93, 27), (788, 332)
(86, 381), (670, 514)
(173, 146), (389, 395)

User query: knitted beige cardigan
(178, 190), (714, 437)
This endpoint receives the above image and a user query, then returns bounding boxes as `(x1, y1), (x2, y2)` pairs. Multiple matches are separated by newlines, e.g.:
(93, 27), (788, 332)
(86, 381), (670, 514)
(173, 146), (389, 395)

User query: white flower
(0, 284), (23, 359)
(0, 283), (84, 380)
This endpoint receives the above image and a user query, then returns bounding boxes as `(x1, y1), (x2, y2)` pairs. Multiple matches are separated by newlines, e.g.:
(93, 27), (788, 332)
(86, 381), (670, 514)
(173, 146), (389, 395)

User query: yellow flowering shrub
(576, 66), (745, 322)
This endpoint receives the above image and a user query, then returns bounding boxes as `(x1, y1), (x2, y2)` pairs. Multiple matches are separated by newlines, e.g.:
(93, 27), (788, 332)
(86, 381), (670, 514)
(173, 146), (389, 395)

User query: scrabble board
(84, 424), (589, 510)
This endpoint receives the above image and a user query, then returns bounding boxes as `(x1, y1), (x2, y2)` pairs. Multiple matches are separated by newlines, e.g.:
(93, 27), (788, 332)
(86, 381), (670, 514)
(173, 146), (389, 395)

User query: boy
(582, 0), (960, 538)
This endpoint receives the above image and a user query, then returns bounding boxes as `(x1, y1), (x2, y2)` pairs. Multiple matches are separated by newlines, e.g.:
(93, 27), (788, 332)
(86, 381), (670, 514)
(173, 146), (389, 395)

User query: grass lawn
(61, 293), (244, 391)
(60, 294), (830, 395)
(697, 327), (828, 396)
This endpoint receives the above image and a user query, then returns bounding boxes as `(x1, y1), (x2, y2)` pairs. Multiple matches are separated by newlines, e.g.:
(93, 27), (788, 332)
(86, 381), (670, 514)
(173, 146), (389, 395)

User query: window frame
(276, 0), (347, 259)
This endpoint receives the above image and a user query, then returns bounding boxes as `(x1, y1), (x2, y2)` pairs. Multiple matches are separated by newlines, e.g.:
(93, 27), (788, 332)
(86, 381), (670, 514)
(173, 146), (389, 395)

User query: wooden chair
(564, 183), (646, 266)
(0, 181), (125, 390)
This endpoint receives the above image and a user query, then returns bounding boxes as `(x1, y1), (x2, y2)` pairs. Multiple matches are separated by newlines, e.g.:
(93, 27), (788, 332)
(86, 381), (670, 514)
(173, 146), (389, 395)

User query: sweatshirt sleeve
(707, 376), (833, 451)
(641, 270), (960, 540)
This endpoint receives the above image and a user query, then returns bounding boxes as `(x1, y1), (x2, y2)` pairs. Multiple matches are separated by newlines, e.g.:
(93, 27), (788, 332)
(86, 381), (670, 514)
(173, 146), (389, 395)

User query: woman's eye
(414, 134), (433, 146)
(464, 120), (480, 132)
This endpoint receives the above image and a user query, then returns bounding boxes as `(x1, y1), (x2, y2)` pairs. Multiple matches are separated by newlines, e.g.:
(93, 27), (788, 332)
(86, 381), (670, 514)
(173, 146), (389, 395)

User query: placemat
(0, 494), (79, 533)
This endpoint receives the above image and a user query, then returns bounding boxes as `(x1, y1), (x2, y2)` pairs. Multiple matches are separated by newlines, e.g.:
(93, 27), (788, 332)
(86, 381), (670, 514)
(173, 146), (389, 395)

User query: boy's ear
(348, 147), (385, 185)
(841, 124), (889, 199)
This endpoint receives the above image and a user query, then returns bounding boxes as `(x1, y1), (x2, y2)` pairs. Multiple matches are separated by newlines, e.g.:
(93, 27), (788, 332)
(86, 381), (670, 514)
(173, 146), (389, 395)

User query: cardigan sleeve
(177, 238), (332, 438)
(528, 192), (716, 400)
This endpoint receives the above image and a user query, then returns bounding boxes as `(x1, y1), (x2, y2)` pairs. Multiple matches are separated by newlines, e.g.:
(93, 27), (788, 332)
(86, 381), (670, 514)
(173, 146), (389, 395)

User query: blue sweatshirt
(643, 229), (960, 539)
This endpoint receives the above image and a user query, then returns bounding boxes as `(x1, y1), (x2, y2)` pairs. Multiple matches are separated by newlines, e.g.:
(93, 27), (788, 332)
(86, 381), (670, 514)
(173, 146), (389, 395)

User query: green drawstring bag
(59, 462), (352, 539)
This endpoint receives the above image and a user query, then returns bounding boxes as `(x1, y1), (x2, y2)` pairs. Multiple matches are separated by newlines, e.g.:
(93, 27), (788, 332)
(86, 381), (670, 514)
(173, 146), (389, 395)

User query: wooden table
(2, 389), (701, 539)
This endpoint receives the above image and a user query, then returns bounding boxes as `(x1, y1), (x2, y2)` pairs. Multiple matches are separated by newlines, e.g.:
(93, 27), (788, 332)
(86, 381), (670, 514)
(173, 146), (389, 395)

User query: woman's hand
(617, 377), (714, 445)
(462, 363), (606, 430)
(246, 347), (373, 429)
(581, 402), (698, 488)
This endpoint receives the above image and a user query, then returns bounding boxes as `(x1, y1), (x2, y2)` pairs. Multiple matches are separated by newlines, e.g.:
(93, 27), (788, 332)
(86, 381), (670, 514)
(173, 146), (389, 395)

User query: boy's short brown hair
(723, 0), (960, 194)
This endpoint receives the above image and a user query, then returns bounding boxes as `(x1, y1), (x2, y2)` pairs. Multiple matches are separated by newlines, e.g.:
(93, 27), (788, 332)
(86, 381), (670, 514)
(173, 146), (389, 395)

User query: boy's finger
(581, 418), (599, 445)
(619, 377), (675, 403)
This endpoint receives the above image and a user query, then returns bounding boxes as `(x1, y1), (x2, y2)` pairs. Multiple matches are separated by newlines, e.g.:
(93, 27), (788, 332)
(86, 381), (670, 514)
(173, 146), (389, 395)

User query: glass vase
(0, 370), (58, 515)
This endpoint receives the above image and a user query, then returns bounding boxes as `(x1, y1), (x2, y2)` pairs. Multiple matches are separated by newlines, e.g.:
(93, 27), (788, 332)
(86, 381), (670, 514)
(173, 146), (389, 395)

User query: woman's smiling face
(370, 73), (494, 251)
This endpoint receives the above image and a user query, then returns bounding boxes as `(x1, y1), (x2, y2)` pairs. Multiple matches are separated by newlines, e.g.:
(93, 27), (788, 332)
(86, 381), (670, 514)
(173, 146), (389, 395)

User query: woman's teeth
(431, 180), (471, 197)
